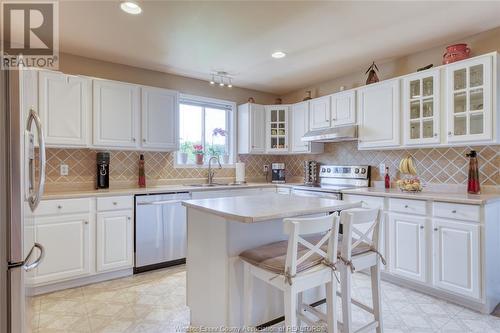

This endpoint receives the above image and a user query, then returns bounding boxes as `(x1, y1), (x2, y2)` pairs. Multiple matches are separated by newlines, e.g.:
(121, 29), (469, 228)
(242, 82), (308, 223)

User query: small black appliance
(96, 152), (110, 189)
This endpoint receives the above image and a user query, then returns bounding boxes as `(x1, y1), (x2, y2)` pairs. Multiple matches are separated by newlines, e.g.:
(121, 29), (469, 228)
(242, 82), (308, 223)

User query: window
(176, 94), (236, 167)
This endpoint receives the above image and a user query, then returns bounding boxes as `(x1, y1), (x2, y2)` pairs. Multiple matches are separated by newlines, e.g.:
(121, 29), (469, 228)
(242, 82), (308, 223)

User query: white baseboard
(32, 269), (133, 296)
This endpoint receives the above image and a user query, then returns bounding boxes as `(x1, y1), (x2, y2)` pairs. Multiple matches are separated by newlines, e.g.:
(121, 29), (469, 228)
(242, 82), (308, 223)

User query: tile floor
(32, 265), (500, 333)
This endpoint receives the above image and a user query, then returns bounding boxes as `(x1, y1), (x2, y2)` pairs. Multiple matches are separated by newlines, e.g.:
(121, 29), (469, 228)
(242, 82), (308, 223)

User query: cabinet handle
(434, 227), (438, 231)
(127, 217), (131, 221)
(420, 225), (424, 229)
(57, 205), (62, 209)
(434, 133), (438, 137)
(84, 221), (89, 225)
(404, 205), (409, 208)
(448, 131), (453, 136)
(143, 139), (146, 143)
(132, 138), (136, 142)
(113, 202), (117, 205)
(451, 210), (457, 213)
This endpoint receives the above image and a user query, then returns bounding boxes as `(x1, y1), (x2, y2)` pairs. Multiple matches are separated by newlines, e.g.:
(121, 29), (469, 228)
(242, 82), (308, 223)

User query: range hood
(301, 125), (358, 143)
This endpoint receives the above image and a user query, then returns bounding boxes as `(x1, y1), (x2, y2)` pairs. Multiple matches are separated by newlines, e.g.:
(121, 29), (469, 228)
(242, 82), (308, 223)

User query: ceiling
(59, 1), (500, 95)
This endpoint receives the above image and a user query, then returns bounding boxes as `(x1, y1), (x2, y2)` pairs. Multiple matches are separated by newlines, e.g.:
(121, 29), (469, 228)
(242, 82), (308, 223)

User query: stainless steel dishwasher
(135, 192), (191, 273)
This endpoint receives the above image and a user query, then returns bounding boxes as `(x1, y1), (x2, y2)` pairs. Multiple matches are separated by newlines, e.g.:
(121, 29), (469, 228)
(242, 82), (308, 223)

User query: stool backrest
(283, 213), (340, 276)
(339, 208), (382, 261)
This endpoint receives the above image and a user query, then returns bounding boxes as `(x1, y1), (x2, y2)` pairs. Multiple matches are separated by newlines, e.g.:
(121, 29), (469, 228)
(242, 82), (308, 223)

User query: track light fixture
(209, 71), (233, 88)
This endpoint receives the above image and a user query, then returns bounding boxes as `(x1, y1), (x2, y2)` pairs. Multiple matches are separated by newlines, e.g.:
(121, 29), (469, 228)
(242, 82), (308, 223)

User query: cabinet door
(266, 105), (289, 153)
(432, 218), (480, 299)
(96, 210), (133, 272)
(403, 70), (440, 145)
(331, 90), (356, 127)
(388, 213), (426, 282)
(358, 80), (400, 149)
(141, 86), (179, 150)
(446, 56), (493, 143)
(250, 104), (266, 153)
(93, 79), (140, 148)
(290, 101), (310, 153)
(39, 71), (91, 147)
(309, 96), (331, 130)
(34, 214), (90, 284)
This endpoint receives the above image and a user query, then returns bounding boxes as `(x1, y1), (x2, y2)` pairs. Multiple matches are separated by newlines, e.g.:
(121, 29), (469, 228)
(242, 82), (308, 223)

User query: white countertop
(42, 183), (294, 200)
(341, 187), (500, 205)
(182, 193), (360, 223)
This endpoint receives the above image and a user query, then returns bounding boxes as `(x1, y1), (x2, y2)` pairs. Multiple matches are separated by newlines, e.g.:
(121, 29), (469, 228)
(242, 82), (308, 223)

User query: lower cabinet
(34, 214), (91, 284)
(388, 213), (427, 283)
(432, 218), (480, 299)
(96, 210), (134, 272)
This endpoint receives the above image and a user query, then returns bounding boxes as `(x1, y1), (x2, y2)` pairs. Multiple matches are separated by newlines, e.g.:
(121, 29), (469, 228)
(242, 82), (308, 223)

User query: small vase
(443, 43), (470, 64)
(179, 152), (188, 164)
(223, 154), (230, 164)
(195, 154), (204, 165)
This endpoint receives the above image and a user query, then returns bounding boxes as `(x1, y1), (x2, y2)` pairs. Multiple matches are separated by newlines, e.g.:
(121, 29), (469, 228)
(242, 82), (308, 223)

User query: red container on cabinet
(443, 44), (471, 64)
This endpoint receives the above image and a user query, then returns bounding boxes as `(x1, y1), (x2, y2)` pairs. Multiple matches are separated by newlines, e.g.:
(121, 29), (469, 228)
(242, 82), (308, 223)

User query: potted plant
(179, 141), (192, 164)
(193, 144), (204, 165)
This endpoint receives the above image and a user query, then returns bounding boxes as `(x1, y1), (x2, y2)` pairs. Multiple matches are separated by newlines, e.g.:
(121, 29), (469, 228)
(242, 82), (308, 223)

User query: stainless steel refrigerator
(1, 63), (47, 332)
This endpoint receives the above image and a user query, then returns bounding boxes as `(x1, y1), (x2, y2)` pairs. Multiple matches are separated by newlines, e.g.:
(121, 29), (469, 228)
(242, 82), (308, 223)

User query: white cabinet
(93, 79), (140, 148)
(266, 105), (289, 153)
(309, 95), (331, 130)
(388, 213), (426, 283)
(237, 103), (266, 154)
(290, 101), (310, 153)
(403, 70), (440, 145)
(331, 90), (356, 127)
(141, 86), (179, 151)
(357, 79), (400, 149)
(34, 214), (91, 284)
(446, 55), (493, 143)
(96, 210), (134, 272)
(39, 71), (91, 147)
(432, 218), (480, 299)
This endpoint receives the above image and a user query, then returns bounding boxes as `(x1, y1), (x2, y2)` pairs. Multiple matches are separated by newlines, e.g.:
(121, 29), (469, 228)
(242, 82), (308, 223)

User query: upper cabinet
(266, 105), (289, 153)
(357, 79), (400, 149)
(331, 90), (356, 127)
(446, 55), (493, 143)
(309, 95), (331, 130)
(237, 103), (266, 154)
(39, 71), (91, 147)
(403, 69), (440, 145)
(290, 101), (324, 154)
(93, 79), (140, 148)
(141, 86), (179, 151)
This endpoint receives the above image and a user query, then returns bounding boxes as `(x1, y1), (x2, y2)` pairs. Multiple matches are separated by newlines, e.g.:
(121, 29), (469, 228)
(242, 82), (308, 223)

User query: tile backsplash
(41, 142), (499, 190)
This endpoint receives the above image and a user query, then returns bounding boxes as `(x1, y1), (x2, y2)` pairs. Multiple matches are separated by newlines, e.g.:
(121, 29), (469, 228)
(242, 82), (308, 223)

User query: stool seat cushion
(239, 234), (372, 275)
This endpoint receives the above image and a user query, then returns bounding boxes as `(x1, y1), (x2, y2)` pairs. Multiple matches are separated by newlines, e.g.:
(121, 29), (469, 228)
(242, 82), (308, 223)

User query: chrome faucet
(207, 156), (222, 185)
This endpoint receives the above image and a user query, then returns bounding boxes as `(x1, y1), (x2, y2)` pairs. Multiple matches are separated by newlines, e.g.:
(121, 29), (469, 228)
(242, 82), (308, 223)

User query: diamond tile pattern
(39, 143), (499, 187)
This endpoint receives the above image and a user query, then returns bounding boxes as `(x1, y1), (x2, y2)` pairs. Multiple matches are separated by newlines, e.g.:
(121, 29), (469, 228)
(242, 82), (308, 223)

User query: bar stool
(337, 208), (385, 333)
(239, 213), (341, 333)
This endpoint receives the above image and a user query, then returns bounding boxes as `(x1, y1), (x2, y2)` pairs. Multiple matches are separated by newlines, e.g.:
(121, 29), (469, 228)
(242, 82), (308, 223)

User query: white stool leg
(326, 275), (338, 333)
(284, 286), (297, 331)
(371, 264), (383, 333)
(243, 262), (253, 327)
(297, 291), (303, 329)
(340, 265), (353, 333)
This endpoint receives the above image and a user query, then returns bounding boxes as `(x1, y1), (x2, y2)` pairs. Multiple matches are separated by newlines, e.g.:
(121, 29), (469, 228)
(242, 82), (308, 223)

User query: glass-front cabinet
(446, 56), (492, 143)
(265, 105), (289, 153)
(403, 70), (440, 145)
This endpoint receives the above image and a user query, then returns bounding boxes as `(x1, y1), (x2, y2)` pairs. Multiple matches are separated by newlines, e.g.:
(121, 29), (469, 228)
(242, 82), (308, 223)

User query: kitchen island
(182, 193), (360, 328)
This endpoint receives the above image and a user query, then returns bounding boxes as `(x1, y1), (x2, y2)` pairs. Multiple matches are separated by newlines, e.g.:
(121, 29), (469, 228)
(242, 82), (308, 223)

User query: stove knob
(327, 168), (331, 173)
(355, 168), (360, 174)
(361, 168), (366, 174)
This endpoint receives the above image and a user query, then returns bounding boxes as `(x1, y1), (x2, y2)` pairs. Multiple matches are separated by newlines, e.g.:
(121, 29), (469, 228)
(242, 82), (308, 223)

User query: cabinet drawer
(343, 194), (384, 209)
(433, 202), (480, 222)
(389, 198), (426, 215)
(97, 196), (134, 212)
(36, 198), (91, 216)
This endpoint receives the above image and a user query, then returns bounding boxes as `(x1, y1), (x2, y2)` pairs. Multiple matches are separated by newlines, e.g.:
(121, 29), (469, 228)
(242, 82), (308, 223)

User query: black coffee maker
(96, 152), (110, 189)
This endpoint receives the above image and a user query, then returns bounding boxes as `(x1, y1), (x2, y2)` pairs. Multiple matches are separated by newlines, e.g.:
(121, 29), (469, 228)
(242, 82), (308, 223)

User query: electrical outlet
(379, 163), (386, 175)
(263, 164), (269, 173)
(60, 164), (69, 176)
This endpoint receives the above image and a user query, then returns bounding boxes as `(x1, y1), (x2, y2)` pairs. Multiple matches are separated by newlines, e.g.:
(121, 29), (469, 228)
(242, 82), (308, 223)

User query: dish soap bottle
(138, 154), (146, 188)
(384, 167), (391, 189)
(466, 150), (480, 194)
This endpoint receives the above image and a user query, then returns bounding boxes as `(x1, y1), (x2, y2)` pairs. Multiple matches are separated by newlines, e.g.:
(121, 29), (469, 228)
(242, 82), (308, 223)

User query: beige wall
(59, 53), (278, 105)
(282, 26), (500, 103)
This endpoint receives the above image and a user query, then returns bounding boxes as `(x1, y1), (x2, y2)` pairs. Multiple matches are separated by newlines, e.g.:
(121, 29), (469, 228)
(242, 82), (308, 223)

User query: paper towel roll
(235, 162), (246, 183)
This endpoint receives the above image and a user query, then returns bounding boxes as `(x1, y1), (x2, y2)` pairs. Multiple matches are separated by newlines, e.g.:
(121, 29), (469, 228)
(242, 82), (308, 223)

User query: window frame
(174, 93), (237, 168)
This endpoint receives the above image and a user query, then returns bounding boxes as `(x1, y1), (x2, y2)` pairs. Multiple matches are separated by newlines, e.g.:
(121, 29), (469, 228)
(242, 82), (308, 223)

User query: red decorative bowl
(443, 44), (471, 65)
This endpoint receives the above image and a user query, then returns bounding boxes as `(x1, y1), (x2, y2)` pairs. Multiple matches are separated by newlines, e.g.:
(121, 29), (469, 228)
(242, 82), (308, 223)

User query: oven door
(292, 189), (341, 200)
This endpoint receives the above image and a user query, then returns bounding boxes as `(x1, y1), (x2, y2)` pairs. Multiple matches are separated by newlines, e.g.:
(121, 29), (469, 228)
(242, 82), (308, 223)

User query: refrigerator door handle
(23, 243), (45, 272)
(26, 108), (46, 211)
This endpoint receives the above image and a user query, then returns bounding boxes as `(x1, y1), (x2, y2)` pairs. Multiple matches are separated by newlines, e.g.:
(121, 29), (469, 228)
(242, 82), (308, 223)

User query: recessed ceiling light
(271, 51), (286, 59)
(120, 1), (142, 15)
